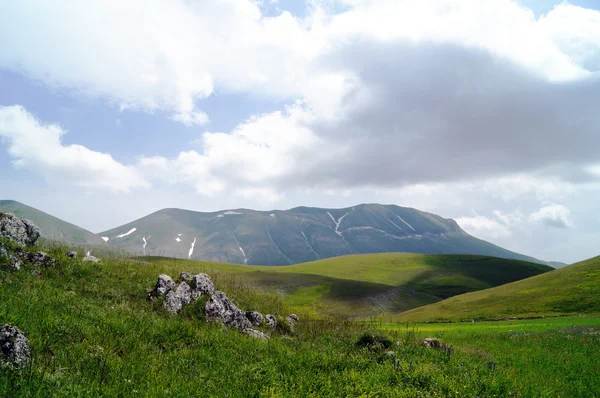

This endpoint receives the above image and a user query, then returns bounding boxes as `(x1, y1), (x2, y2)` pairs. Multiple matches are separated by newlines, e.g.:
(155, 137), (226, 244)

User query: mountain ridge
(100, 203), (551, 266)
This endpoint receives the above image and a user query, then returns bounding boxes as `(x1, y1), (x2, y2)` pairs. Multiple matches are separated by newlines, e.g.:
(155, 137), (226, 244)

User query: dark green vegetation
(147, 253), (551, 318)
(1, 240), (535, 397)
(100, 203), (549, 265)
(0, 200), (104, 245)
(384, 317), (600, 398)
(394, 256), (600, 322)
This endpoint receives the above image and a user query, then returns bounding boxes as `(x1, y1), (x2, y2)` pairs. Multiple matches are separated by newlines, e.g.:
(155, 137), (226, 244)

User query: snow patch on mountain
(101, 237), (109, 242)
(188, 238), (196, 259)
(223, 211), (243, 215)
(116, 227), (137, 238)
(396, 216), (416, 232)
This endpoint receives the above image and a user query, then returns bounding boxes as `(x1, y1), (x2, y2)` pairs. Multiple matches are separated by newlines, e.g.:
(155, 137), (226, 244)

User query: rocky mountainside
(100, 203), (547, 265)
(0, 200), (105, 246)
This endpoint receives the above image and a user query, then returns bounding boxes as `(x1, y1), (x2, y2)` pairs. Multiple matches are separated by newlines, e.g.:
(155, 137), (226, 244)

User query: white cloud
(529, 204), (573, 228)
(456, 210), (523, 239)
(2, 0), (599, 126)
(0, 105), (148, 192)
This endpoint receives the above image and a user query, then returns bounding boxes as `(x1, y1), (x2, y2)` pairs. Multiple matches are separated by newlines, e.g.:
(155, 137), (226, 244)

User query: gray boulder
(244, 329), (270, 340)
(246, 311), (263, 326)
(66, 251), (77, 258)
(265, 314), (277, 329)
(286, 314), (299, 325)
(150, 274), (176, 298)
(0, 250), (21, 271)
(21, 251), (55, 268)
(205, 291), (252, 330)
(0, 213), (40, 246)
(82, 255), (101, 263)
(180, 272), (193, 282)
(164, 282), (192, 314)
(190, 273), (215, 299)
(0, 324), (31, 370)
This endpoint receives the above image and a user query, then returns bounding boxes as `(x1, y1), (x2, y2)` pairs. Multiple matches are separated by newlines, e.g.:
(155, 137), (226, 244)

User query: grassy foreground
(393, 256), (600, 322)
(382, 317), (600, 398)
(147, 253), (550, 318)
(1, 242), (538, 397)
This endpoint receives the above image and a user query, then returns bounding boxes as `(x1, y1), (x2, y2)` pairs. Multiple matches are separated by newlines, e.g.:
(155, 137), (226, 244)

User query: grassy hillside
(394, 255), (600, 322)
(1, 239), (535, 397)
(0, 200), (105, 245)
(147, 253), (552, 318)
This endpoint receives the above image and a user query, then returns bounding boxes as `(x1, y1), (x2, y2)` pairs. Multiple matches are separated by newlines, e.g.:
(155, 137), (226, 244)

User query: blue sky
(1, 0), (600, 263)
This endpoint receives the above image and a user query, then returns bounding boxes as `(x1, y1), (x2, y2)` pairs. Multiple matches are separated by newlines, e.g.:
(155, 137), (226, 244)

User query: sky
(0, 0), (599, 264)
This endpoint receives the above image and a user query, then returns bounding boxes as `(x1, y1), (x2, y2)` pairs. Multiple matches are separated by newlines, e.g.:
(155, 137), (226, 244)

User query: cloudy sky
(1, 0), (599, 264)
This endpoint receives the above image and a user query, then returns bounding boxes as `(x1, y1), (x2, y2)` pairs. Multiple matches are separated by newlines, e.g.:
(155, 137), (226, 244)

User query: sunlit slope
(394, 255), (600, 322)
(147, 252), (551, 317)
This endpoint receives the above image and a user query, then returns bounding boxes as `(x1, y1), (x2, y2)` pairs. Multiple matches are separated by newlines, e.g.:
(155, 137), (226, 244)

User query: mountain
(101, 203), (547, 265)
(393, 255), (600, 322)
(0, 200), (105, 246)
(147, 252), (552, 318)
(549, 261), (569, 268)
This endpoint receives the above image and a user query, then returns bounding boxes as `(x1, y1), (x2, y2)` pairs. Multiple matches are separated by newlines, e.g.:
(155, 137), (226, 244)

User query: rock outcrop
(286, 314), (299, 325)
(164, 282), (192, 314)
(149, 272), (290, 339)
(205, 291), (252, 330)
(0, 213), (40, 247)
(66, 251), (77, 258)
(20, 251), (56, 268)
(0, 324), (31, 370)
(150, 274), (176, 298)
(246, 311), (263, 326)
(190, 273), (215, 299)
(265, 314), (277, 329)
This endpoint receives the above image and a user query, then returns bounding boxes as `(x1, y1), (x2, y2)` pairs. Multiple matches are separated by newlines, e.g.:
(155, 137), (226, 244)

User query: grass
(392, 256), (600, 323)
(381, 316), (600, 397)
(146, 253), (551, 318)
(1, 240), (545, 397)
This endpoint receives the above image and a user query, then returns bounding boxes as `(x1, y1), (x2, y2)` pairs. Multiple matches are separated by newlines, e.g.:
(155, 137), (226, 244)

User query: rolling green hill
(147, 252), (552, 318)
(393, 255), (600, 322)
(100, 203), (549, 266)
(0, 200), (105, 245)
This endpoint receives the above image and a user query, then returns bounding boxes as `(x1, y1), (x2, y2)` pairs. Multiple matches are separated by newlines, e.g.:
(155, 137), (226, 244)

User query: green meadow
(380, 316), (600, 398)
(2, 238), (599, 396)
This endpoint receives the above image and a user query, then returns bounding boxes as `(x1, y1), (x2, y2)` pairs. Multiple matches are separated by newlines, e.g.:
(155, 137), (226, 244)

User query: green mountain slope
(0, 200), (105, 245)
(147, 252), (552, 318)
(393, 255), (600, 322)
(101, 204), (548, 265)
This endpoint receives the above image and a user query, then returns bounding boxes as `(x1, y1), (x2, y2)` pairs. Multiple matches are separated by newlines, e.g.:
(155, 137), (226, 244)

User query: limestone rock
(246, 311), (263, 326)
(66, 251), (77, 258)
(0, 249), (21, 272)
(205, 291), (251, 330)
(286, 314), (299, 325)
(180, 272), (193, 282)
(150, 274), (176, 298)
(265, 314), (277, 329)
(164, 282), (192, 314)
(244, 329), (270, 340)
(0, 324), (31, 370)
(0, 213), (40, 247)
(190, 273), (215, 299)
(21, 251), (56, 268)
